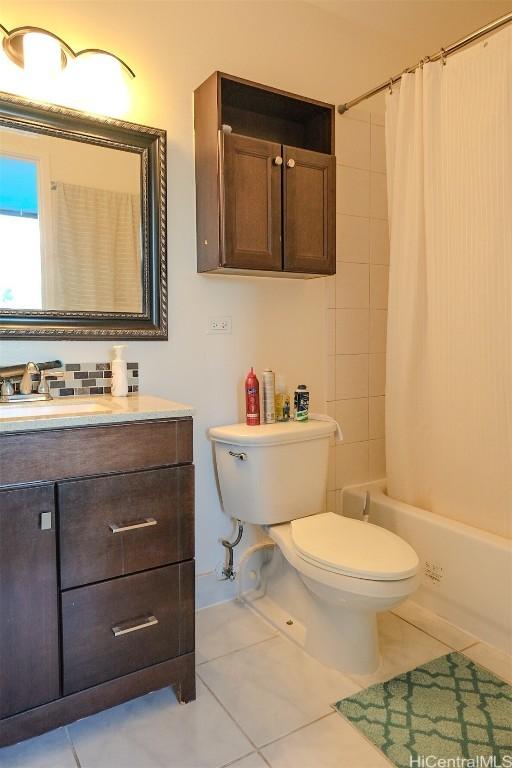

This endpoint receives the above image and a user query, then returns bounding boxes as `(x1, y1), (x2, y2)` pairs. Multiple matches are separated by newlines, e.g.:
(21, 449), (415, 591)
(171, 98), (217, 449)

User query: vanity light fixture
(0, 24), (135, 115)
(2, 27), (71, 70)
(1, 25), (135, 78)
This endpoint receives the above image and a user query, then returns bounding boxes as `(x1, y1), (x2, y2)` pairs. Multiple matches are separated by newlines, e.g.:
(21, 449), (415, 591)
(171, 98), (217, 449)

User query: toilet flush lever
(229, 451), (247, 461)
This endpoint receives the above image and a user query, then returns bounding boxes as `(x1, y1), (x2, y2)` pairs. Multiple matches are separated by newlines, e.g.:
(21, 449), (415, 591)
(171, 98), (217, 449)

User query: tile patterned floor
(0, 599), (510, 768)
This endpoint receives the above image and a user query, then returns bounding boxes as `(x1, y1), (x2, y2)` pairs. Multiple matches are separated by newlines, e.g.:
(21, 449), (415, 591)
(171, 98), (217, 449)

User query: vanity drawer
(61, 561), (194, 695)
(59, 465), (194, 589)
(0, 418), (192, 487)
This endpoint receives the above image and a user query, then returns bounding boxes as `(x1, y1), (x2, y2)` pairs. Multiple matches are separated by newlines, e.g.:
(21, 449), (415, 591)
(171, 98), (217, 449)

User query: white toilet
(209, 420), (419, 674)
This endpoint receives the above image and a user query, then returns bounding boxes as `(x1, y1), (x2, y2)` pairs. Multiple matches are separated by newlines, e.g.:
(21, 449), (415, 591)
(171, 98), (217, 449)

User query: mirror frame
(0, 91), (167, 339)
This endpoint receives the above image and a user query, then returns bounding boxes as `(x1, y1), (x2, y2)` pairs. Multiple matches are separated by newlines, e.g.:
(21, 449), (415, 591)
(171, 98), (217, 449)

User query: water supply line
(220, 520), (244, 580)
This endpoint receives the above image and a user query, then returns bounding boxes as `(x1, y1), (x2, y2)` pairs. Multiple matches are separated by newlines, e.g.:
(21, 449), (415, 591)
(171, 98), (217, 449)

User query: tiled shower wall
(325, 108), (389, 513)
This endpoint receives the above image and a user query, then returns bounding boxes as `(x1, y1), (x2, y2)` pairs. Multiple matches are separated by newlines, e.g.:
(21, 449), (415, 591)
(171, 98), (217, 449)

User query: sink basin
(0, 401), (112, 419)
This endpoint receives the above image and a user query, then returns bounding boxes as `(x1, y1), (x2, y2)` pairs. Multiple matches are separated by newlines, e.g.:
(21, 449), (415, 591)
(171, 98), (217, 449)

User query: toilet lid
(291, 513), (419, 581)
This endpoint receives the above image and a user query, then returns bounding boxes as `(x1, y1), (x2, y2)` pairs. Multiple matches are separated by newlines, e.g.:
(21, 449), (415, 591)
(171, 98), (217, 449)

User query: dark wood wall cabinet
(195, 72), (336, 278)
(0, 418), (195, 747)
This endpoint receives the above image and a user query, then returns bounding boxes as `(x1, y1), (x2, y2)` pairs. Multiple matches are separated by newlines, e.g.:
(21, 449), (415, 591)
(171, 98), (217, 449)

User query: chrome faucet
(37, 368), (65, 396)
(0, 379), (14, 399)
(0, 360), (64, 403)
(19, 362), (39, 395)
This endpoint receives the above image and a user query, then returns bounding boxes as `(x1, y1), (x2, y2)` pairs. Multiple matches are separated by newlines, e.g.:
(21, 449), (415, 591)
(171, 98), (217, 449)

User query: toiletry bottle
(245, 367), (260, 426)
(262, 369), (276, 424)
(275, 375), (291, 422)
(294, 384), (309, 421)
(111, 345), (128, 397)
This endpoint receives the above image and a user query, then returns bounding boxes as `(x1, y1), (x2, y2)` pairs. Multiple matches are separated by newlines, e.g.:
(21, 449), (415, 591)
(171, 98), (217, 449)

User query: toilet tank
(209, 421), (335, 525)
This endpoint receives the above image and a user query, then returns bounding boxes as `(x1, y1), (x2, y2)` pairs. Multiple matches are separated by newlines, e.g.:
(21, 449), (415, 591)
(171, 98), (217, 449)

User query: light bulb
(66, 52), (131, 117)
(22, 32), (63, 101)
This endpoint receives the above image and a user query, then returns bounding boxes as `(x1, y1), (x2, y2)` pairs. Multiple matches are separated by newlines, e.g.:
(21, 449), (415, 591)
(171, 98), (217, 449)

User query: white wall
(0, 1), (411, 604)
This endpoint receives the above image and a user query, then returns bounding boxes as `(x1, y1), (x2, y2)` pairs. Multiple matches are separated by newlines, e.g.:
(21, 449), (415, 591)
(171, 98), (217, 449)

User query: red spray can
(245, 367), (260, 426)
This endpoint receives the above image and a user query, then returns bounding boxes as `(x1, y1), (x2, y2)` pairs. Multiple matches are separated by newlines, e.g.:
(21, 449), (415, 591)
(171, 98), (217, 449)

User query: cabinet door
(283, 146), (335, 274)
(0, 485), (59, 718)
(221, 132), (282, 271)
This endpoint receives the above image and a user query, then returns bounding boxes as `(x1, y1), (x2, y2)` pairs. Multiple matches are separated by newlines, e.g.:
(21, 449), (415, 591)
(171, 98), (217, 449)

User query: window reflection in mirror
(0, 156), (43, 309)
(0, 127), (143, 314)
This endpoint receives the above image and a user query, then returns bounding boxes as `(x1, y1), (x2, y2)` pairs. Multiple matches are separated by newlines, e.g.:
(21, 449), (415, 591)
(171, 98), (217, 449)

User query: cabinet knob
(273, 156), (283, 166)
(286, 158), (296, 168)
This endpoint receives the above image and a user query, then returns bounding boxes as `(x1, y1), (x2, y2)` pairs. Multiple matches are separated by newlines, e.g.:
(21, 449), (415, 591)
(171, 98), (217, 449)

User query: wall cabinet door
(283, 145), (335, 275)
(0, 485), (59, 718)
(221, 132), (282, 271)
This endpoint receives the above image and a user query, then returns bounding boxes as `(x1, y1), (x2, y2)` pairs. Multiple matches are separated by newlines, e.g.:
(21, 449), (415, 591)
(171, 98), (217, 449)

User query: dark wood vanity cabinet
(0, 485), (60, 719)
(195, 72), (336, 277)
(0, 418), (195, 747)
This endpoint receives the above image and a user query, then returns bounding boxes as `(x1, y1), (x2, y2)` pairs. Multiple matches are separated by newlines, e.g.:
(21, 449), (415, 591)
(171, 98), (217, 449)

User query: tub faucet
(362, 491), (370, 523)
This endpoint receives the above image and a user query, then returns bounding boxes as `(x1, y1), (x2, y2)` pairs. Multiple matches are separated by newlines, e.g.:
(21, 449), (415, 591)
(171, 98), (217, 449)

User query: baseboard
(195, 570), (238, 609)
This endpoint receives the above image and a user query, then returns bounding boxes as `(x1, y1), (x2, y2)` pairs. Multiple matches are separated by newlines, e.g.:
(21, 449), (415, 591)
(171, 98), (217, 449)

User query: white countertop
(0, 394), (194, 434)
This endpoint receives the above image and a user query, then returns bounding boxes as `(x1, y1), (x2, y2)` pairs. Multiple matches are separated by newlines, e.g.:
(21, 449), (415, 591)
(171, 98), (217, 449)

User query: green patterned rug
(333, 652), (512, 768)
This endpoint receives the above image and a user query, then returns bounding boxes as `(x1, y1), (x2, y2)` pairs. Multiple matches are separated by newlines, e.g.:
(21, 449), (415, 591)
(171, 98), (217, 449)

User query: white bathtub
(342, 481), (512, 654)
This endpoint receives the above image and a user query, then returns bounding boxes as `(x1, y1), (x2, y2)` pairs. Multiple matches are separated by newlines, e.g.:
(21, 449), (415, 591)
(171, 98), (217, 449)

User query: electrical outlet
(207, 316), (232, 334)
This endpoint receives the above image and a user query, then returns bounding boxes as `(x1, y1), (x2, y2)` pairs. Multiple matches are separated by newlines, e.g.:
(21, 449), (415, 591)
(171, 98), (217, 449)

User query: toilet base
(265, 524), (418, 675)
(304, 598), (380, 674)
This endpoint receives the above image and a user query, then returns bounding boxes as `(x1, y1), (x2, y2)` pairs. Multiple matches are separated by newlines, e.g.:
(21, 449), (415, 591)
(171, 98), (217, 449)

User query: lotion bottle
(111, 345), (128, 397)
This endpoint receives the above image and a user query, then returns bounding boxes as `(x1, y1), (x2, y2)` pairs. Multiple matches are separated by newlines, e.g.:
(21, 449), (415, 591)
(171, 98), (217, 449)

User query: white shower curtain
(385, 28), (512, 539)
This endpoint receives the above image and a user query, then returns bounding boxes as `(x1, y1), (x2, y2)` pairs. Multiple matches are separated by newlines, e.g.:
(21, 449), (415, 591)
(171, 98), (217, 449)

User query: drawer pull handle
(112, 614), (159, 637)
(109, 518), (157, 534)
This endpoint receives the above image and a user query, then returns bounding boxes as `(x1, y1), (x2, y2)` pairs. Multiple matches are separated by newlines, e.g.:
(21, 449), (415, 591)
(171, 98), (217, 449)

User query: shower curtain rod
(337, 10), (512, 114)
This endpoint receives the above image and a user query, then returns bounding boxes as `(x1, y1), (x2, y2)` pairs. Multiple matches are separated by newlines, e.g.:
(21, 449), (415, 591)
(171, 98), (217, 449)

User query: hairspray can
(294, 384), (309, 421)
(245, 367), (260, 426)
(262, 369), (276, 424)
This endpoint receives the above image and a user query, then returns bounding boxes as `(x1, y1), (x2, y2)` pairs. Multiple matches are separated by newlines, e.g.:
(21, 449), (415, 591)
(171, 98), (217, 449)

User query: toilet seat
(290, 513), (419, 581)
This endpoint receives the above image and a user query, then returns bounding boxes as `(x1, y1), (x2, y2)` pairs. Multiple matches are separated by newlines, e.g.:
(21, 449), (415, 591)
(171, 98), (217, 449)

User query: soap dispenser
(111, 345), (128, 397)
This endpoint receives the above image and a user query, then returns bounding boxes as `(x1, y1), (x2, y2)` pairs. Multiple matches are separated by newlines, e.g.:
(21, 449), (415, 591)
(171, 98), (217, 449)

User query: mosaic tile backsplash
(15, 362), (139, 397)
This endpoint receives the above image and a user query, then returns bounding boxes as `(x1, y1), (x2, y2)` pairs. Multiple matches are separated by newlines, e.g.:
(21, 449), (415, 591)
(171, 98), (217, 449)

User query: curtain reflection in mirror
(48, 182), (141, 312)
